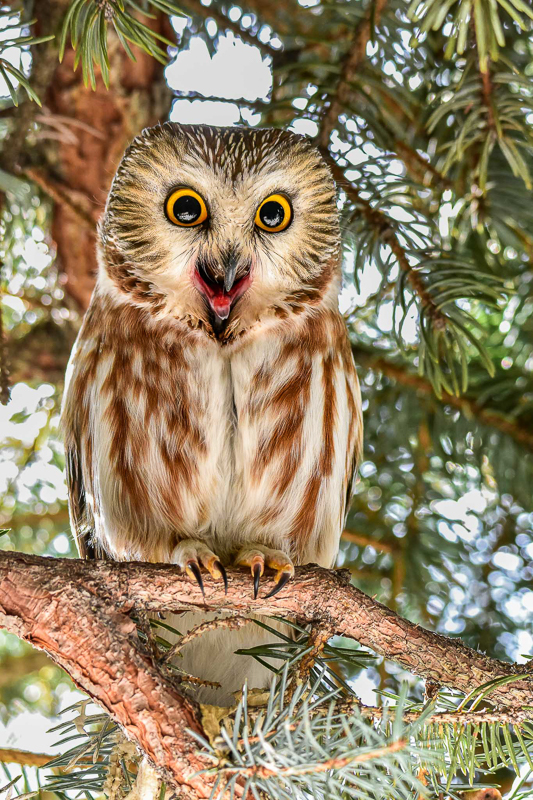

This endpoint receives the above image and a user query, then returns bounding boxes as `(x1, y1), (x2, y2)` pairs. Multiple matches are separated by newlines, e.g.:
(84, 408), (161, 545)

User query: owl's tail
(161, 610), (287, 706)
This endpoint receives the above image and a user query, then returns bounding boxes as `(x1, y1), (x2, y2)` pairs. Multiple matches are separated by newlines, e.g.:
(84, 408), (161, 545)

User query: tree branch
(24, 167), (97, 233)
(328, 157), (448, 328)
(357, 705), (533, 726)
(1, 552), (532, 715)
(342, 528), (395, 553)
(243, 703), (533, 745)
(316, 0), (389, 150)
(352, 344), (533, 452)
(0, 552), (214, 798)
(0, 266), (10, 406)
(179, 0), (278, 57)
(0, 749), (53, 768)
(221, 739), (407, 779)
(7, 318), (76, 387)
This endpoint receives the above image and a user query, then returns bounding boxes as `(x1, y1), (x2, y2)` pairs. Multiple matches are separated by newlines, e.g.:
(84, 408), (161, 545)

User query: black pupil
(172, 194), (202, 223)
(259, 200), (286, 228)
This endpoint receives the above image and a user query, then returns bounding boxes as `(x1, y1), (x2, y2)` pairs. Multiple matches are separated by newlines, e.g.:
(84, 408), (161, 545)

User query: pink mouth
(193, 265), (252, 321)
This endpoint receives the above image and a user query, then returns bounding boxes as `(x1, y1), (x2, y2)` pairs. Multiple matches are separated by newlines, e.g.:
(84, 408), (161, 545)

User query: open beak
(224, 254), (238, 293)
(193, 254), (252, 321)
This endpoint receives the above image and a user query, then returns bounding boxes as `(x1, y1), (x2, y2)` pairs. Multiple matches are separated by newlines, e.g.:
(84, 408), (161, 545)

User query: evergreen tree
(1, 0), (533, 798)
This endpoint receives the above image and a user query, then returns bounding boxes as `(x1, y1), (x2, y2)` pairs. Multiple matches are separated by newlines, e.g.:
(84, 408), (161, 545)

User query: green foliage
(7, 635), (533, 800)
(337, 160), (508, 396)
(59, 0), (186, 88)
(0, 7), (53, 105)
(1, 0), (533, 798)
(198, 672), (428, 800)
(427, 59), (533, 190)
(409, 0), (533, 69)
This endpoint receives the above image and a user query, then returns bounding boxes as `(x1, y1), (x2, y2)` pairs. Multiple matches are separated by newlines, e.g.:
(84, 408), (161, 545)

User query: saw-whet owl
(62, 122), (363, 705)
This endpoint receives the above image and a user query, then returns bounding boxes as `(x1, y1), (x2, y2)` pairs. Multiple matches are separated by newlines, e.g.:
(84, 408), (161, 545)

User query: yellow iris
(165, 188), (208, 227)
(255, 194), (292, 232)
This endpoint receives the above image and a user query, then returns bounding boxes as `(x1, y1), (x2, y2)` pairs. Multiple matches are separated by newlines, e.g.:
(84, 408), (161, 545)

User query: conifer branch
(23, 167), (97, 232)
(233, 0), (296, 36)
(342, 529), (395, 553)
(480, 67), (496, 132)
(394, 140), (451, 189)
(357, 705), (533, 726)
(316, 0), (389, 150)
(0, 263), (10, 406)
(352, 345), (533, 452)
(179, 0), (278, 57)
(1, 551), (532, 710)
(172, 90), (270, 113)
(0, 0), (62, 175)
(161, 615), (249, 662)
(0, 748), (54, 768)
(243, 703), (533, 739)
(328, 157), (449, 328)
(0, 508), (71, 531)
(220, 739), (408, 779)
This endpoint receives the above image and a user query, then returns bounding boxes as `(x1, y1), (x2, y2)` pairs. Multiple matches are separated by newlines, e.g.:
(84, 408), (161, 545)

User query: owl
(62, 123), (363, 705)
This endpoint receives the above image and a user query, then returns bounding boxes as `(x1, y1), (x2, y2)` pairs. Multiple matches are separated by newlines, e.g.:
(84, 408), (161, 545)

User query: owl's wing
(343, 349), (364, 521)
(62, 312), (108, 561)
(344, 427), (362, 519)
(65, 440), (104, 560)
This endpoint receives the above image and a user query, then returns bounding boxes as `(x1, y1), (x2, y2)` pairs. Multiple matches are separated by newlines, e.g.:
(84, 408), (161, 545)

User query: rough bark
(45, 26), (172, 312)
(44, 27), (171, 312)
(0, 551), (213, 797)
(3, 5), (173, 314)
(1, 551), (532, 716)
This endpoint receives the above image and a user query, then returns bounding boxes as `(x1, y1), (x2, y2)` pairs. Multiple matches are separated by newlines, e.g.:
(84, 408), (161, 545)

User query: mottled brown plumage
(62, 122), (362, 703)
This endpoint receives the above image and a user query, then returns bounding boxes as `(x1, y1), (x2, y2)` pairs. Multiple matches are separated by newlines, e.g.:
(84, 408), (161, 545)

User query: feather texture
(62, 123), (363, 703)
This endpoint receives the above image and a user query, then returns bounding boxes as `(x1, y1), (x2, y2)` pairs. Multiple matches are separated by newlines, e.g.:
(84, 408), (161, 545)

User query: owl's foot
(171, 540), (228, 596)
(235, 545), (294, 599)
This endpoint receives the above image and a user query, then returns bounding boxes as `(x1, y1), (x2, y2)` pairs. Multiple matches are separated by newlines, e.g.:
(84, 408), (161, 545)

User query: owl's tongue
(197, 278), (234, 320)
(194, 264), (252, 322)
(211, 292), (232, 320)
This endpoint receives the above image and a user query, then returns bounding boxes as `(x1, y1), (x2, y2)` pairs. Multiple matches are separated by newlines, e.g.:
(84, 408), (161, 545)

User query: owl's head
(99, 122), (340, 341)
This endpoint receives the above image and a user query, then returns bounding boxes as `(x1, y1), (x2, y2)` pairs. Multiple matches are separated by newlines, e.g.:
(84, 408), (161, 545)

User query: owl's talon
(252, 562), (262, 599)
(235, 545), (293, 599)
(264, 570), (292, 599)
(185, 560), (205, 598)
(171, 540), (227, 596)
(214, 560), (228, 594)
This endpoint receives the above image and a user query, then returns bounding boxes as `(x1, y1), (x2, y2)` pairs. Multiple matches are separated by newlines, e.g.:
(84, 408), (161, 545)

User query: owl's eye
(255, 194), (292, 233)
(165, 188), (208, 227)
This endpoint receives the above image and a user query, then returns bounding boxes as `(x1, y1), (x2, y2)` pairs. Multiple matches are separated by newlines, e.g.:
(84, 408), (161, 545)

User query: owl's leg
(171, 539), (228, 596)
(235, 545), (294, 600)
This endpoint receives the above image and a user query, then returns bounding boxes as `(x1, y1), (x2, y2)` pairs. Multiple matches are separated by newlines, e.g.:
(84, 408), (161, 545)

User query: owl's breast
(123, 339), (237, 559)
(64, 299), (361, 567)
(214, 313), (362, 567)
(66, 313), (236, 561)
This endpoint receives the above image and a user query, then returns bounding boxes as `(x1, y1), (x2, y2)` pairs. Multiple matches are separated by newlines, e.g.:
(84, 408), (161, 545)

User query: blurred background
(1, 0), (533, 796)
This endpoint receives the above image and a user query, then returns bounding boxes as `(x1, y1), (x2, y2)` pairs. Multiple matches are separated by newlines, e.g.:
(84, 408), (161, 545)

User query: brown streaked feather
(320, 350), (338, 478)
(61, 122), (363, 704)
(290, 471), (322, 547)
(341, 336), (363, 519)
(65, 442), (91, 559)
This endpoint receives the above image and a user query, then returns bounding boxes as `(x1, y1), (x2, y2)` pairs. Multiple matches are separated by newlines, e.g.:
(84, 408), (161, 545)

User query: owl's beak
(223, 253), (238, 293)
(194, 255), (252, 322)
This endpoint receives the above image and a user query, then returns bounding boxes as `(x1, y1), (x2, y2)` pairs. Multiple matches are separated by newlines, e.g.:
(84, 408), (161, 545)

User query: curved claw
(215, 560), (228, 594)
(186, 560), (205, 598)
(264, 570), (292, 599)
(252, 562), (262, 599)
